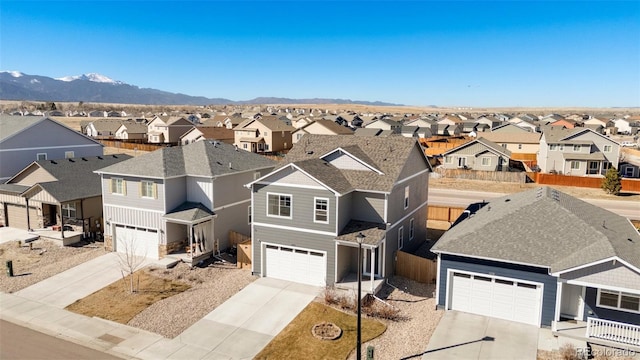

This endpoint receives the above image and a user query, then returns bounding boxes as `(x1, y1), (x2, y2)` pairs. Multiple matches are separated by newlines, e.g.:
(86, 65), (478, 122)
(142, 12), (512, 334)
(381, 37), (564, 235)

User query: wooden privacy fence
(528, 173), (640, 192)
(396, 250), (437, 284)
(99, 140), (165, 152)
(229, 230), (252, 269)
(428, 205), (465, 223)
(434, 168), (527, 183)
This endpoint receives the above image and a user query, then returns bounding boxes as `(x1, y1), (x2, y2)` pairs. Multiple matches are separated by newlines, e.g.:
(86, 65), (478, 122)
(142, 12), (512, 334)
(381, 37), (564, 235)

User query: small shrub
(323, 287), (339, 305)
(364, 301), (402, 321)
(559, 343), (579, 360)
(338, 295), (354, 311)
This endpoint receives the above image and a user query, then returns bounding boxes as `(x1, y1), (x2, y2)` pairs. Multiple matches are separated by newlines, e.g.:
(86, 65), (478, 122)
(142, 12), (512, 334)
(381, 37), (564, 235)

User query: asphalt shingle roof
(0, 115), (46, 142)
(431, 187), (640, 273)
(163, 202), (214, 223)
(280, 134), (429, 193)
(96, 140), (277, 178)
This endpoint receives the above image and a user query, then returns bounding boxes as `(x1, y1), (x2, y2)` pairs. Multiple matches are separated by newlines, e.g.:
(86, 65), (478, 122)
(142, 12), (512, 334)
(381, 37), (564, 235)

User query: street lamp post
(356, 232), (365, 360)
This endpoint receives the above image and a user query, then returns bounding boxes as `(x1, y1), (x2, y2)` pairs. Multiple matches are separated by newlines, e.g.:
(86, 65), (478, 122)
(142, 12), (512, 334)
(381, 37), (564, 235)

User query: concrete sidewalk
(14, 252), (152, 308)
(1, 277), (320, 359)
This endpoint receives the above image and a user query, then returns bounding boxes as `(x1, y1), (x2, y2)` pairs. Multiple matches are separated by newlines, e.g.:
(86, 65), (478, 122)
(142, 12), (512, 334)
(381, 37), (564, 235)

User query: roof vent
(229, 162), (232, 169)
(505, 199), (510, 202)
(81, 157), (88, 161)
(306, 151), (313, 155)
(68, 158), (75, 162)
(50, 160), (57, 164)
(97, 156), (103, 160)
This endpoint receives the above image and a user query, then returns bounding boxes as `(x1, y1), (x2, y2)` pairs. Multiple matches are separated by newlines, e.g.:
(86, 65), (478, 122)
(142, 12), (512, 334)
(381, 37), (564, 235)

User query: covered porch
(562, 152), (611, 176)
(551, 260), (640, 351)
(162, 202), (216, 264)
(334, 220), (387, 296)
(238, 136), (266, 153)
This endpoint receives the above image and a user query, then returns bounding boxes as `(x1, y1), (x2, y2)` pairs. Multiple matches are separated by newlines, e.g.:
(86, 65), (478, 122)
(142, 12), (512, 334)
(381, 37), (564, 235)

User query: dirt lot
(0, 239), (107, 293)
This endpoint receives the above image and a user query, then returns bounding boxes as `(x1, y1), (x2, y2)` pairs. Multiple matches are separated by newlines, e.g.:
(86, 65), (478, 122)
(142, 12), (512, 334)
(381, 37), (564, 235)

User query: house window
(501, 144), (507, 148)
(570, 161), (580, 170)
(36, 153), (47, 161)
(559, 145), (564, 151)
(111, 178), (125, 195)
(550, 144), (558, 151)
(65, 151), (75, 158)
(243, 143), (248, 149)
(481, 157), (491, 166)
(573, 145), (581, 152)
(254, 172), (260, 180)
(458, 157), (467, 168)
(404, 186), (409, 209)
(264, 131), (268, 136)
(597, 289), (640, 313)
(141, 180), (155, 198)
(248, 206), (252, 224)
(604, 145), (612, 152)
(265, 144), (270, 151)
(409, 218), (414, 240)
(296, 133), (303, 140)
(267, 193), (292, 218)
(518, 144), (522, 150)
(444, 156), (452, 164)
(398, 226), (404, 249)
(62, 202), (77, 219)
(314, 198), (329, 223)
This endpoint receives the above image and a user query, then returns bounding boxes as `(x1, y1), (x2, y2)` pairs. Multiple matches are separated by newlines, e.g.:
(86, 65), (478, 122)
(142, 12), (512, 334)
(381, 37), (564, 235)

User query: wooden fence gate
(395, 250), (437, 284)
(229, 230), (251, 269)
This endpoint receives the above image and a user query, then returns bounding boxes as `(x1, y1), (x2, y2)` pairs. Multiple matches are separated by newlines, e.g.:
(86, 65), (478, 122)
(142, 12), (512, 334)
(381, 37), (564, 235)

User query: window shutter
(123, 180), (127, 195)
(154, 183), (158, 199)
(109, 178), (113, 193)
(139, 182), (143, 197)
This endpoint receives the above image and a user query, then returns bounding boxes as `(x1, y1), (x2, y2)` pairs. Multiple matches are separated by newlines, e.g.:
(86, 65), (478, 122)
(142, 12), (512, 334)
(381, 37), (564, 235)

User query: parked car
(621, 141), (637, 147)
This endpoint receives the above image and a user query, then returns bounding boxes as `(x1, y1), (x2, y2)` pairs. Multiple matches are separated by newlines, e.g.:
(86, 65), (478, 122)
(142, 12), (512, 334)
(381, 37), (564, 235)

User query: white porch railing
(586, 317), (640, 346)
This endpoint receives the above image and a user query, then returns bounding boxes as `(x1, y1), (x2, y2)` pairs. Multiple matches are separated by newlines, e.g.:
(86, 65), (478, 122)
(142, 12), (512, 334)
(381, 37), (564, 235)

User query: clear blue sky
(1, 1), (639, 107)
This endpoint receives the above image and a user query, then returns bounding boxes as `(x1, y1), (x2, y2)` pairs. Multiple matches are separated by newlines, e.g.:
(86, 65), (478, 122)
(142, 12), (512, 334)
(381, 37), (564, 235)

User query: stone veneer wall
(159, 241), (185, 258)
(104, 234), (113, 251)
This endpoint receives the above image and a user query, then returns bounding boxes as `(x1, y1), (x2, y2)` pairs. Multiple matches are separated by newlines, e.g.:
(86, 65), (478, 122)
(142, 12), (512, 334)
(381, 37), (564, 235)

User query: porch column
(553, 280), (563, 331)
(59, 204), (65, 239)
(189, 225), (194, 259)
(25, 198), (31, 231)
(370, 247), (375, 293)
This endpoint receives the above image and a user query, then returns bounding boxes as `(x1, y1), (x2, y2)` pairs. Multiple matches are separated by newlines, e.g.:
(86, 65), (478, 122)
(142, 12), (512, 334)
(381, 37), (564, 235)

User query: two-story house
(292, 119), (354, 143)
(537, 127), (620, 176)
(0, 115), (104, 183)
(233, 116), (294, 153)
(95, 141), (277, 261)
(246, 135), (431, 292)
(441, 137), (512, 171)
(147, 116), (195, 144)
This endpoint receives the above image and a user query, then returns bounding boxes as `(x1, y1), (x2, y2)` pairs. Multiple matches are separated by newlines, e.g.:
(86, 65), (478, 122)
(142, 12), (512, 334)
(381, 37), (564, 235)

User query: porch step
(152, 257), (181, 269)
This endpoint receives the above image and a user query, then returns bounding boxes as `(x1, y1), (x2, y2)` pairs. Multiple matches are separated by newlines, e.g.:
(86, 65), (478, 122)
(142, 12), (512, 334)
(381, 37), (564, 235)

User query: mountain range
(0, 71), (401, 106)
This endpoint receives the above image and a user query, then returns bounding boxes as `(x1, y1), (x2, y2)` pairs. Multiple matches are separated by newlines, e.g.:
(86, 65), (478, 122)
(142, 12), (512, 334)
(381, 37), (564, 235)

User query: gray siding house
(537, 127), (620, 175)
(431, 188), (640, 350)
(0, 115), (104, 182)
(95, 141), (276, 261)
(441, 137), (512, 171)
(247, 135), (431, 292)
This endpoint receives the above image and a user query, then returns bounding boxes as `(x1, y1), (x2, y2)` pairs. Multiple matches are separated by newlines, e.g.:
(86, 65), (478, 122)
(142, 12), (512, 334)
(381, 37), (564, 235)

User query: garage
(114, 224), (159, 259)
(449, 271), (542, 326)
(265, 244), (326, 286)
(6, 204), (39, 230)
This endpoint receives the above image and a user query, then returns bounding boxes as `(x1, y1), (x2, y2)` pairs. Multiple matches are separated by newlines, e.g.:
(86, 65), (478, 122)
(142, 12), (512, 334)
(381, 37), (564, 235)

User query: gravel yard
(127, 257), (256, 338)
(0, 239), (107, 293)
(345, 276), (443, 360)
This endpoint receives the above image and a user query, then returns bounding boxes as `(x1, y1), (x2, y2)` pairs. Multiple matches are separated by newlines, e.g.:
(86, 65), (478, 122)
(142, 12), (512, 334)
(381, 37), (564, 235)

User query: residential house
(431, 187), (640, 351)
(179, 126), (234, 146)
(233, 116), (294, 153)
(400, 126), (433, 139)
(436, 124), (462, 137)
(404, 118), (438, 135)
(292, 120), (354, 143)
(114, 121), (148, 141)
(0, 115), (103, 183)
(610, 118), (634, 134)
(246, 135), (431, 292)
(474, 115), (503, 129)
(354, 128), (384, 137)
(441, 137), (512, 171)
(364, 118), (402, 134)
(0, 155), (131, 244)
(461, 122), (490, 136)
(477, 131), (541, 154)
(492, 123), (532, 133)
(95, 141), (277, 261)
(549, 119), (577, 129)
(84, 119), (124, 139)
(437, 115), (463, 127)
(537, 127), (620, 176)
(147, 116), (195, 144)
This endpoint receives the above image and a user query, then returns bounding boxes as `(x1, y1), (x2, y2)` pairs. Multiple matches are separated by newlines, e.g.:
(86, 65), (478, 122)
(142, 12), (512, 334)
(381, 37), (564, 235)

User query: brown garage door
(6, 204), (39, 230)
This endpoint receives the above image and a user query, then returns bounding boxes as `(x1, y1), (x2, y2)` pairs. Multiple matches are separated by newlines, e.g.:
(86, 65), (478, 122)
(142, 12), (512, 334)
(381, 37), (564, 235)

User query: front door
(362, 245), (383, 278)
(560, 283), (583, 320)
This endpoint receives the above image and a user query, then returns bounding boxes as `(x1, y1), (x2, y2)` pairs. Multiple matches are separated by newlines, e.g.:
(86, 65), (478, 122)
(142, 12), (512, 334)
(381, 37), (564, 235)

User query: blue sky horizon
(1, 1), (639, 108)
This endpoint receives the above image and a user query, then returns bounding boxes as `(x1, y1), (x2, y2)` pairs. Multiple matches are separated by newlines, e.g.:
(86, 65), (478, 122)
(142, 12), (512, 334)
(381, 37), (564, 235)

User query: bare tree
(116, 235), (147, 293)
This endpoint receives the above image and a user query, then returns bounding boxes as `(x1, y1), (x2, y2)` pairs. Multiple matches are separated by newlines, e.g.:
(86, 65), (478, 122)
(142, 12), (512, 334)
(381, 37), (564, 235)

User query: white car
(620, 141), (637, 147)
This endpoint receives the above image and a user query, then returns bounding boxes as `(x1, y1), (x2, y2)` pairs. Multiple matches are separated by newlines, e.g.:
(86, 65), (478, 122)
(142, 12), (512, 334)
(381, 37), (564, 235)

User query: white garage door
(115, 225), (159, 259)
(265, 244), (326, 286)
(450, 271), (542, 326)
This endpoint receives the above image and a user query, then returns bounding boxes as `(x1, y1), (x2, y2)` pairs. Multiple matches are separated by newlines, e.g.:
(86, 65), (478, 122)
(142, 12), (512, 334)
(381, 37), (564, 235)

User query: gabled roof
(432, 187), (640, 273)
(542, 127), (618, 145)
(163, 202), (215, 224)
(354, 128), (383, 137)
(95, 140), (277, 178)
(234, 117), (294, 132)
(265, 135), (430, 193)
(442, 137), (511, 158)
(299, 119), (354, 135)
(478, 131), (541, 144)
(5, 155), (132, 202)
(0, 115), (102, 147)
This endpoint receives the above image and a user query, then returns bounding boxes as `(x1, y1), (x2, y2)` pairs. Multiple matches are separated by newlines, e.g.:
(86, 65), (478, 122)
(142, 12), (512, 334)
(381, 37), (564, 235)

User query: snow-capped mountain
(55, 73), (125, 85)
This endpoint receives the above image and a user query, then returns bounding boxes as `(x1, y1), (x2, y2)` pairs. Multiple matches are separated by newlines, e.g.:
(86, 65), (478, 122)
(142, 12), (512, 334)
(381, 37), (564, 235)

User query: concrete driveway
(14, 252), (152, 308)
(0, 227), (39, 245)
(422, 311), (539, 360)
(162, 277), (321, 360)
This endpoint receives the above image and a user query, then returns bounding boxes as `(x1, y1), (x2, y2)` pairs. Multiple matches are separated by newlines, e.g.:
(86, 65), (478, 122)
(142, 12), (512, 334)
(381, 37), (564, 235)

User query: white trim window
(267, 193), (292, 218)
(141, 180), (155, 198)
(37, 153), (47, 161)
(570, 161), (580, 170)
(481, 157), (491, 166)
(404, 186), (409, 210)
(62, 202), (77, 219)
(550, 144), (558, 151)
(314, 197), (329, 223)
(573, 145), (581, 152)
(409, 218), (414, 240)
(444, 156), (452, 164)
(603, 145), (612, 152)
(65, 151), (75, 158)
(111, 178), (125, 195)
(398, 226), (404, 249)
(597, 289), (640, 313)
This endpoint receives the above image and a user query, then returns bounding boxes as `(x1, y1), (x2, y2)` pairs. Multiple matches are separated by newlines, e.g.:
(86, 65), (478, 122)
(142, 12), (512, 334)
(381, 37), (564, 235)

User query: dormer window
(404, 186), (410, 210)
